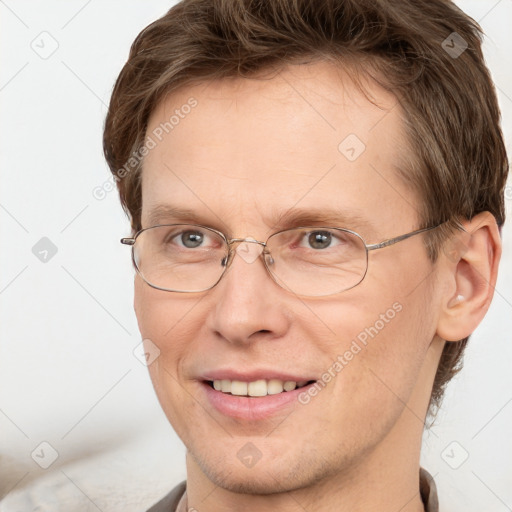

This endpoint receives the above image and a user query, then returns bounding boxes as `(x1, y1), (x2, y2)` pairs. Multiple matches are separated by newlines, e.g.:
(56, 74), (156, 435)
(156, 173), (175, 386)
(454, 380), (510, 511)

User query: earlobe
(436, 212), (501, 342)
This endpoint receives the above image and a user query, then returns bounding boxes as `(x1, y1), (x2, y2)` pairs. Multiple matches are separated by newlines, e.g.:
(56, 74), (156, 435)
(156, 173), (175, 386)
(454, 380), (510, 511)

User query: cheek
(303, 269), (436, 429)
(134, 276), (213, 430)
(133, 277), (193, 416)
(134, 276), (198, 345)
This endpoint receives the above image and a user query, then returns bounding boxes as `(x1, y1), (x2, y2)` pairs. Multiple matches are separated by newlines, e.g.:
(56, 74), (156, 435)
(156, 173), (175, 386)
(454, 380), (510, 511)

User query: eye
(178, 230), (204, 248)
(304, 230), (340, 250)
(159, 227), (216, 249)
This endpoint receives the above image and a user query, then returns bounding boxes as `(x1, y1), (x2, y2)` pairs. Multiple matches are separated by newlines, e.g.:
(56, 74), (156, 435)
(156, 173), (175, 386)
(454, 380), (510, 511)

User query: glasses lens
(133, 225), (227, 292)
(265, 227), (367, 296)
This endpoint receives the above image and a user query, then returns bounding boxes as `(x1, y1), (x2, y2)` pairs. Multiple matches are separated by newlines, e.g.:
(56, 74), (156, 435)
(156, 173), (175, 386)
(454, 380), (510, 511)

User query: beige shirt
(147, 467), (439, 512)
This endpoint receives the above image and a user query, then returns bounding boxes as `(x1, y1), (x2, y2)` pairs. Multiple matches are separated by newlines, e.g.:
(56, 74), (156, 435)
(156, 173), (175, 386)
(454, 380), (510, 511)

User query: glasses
(121, 223), (440, 297)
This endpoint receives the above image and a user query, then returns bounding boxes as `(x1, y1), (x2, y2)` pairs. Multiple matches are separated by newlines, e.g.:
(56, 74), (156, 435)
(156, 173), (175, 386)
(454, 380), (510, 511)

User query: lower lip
(201, 381), (315, 420)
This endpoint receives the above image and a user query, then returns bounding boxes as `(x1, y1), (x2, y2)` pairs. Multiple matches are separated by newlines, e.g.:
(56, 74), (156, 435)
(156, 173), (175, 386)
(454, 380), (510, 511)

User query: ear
(436, 212), (502, 342)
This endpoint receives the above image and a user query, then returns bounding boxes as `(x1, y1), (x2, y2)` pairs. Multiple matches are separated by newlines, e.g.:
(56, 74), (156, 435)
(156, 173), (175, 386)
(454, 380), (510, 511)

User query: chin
(204, 468), (308, 495)
(189, 446), (340, 496)
(212, 476), (288, 495)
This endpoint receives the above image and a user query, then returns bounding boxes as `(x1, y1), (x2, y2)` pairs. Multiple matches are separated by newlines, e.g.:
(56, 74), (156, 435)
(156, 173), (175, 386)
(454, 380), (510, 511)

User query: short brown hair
(103, 0), (508, 414)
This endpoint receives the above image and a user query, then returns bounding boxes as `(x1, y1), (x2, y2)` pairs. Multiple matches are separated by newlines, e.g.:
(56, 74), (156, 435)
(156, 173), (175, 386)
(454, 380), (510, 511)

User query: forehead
(141, 61), (418, 236)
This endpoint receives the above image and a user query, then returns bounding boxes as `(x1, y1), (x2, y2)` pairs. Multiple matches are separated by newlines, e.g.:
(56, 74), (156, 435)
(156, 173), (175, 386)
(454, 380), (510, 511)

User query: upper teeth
(212, 379), (308, 397)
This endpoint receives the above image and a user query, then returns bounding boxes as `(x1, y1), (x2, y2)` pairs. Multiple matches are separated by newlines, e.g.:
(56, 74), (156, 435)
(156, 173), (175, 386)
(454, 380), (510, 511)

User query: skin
(133, 61), (501, 511)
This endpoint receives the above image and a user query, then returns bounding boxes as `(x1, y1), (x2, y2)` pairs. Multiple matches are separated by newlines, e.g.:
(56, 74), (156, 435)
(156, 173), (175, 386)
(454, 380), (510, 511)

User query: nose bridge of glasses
(228, 237), (267, 265)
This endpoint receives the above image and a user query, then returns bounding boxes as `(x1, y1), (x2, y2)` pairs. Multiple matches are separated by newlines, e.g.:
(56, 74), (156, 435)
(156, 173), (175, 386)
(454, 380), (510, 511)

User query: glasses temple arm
(365, 225), (440, 251)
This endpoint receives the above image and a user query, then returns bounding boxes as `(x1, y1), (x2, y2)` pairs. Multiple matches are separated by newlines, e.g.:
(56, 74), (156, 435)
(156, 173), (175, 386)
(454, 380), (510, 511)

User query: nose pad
(235, 239), (264, 264)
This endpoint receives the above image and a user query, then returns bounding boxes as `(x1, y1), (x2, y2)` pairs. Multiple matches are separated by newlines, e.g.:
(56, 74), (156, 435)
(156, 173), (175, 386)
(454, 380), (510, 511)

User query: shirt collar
(420, 467), (439, 512)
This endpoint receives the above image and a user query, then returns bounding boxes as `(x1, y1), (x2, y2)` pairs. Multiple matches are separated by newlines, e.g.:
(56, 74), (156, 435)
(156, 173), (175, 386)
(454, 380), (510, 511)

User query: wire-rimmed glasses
(120, 223), (440, 297)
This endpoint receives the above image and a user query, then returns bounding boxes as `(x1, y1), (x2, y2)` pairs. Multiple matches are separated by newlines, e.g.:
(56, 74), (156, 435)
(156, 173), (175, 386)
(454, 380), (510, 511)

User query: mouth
(205, 378), (316, 397)
(199, 371), (319, 419)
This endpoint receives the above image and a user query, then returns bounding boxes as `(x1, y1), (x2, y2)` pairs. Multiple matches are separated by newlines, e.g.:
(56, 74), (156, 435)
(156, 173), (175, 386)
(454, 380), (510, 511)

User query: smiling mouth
(206, 379), (316, 397)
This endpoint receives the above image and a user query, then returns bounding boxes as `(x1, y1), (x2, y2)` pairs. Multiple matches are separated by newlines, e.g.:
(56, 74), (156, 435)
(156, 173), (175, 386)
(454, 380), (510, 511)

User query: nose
(205, 240), (290, 345)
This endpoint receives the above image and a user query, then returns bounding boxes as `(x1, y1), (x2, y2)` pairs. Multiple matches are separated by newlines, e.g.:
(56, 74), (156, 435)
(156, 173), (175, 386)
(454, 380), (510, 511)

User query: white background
(0, 1), (511, 511)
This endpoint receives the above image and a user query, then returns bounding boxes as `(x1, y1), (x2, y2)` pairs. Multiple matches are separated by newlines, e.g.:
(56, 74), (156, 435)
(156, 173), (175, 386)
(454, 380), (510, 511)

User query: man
(103, 0), (508, 510)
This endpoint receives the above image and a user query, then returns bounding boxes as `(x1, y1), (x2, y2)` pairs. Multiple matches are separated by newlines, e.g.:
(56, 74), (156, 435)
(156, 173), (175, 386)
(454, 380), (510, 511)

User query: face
(135, 62), (444, 494)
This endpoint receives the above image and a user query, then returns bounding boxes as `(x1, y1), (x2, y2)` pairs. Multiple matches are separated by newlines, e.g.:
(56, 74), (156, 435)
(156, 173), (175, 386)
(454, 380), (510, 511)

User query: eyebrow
(146, 205), (225, 231)
(270, 207), (375, 233)
(145, 204), (375, 236)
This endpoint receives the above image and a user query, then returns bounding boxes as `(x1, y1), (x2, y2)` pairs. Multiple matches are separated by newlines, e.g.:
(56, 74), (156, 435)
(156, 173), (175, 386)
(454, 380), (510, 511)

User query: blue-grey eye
(181, 231), (204, 248)
(308, 231), (332, 249)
